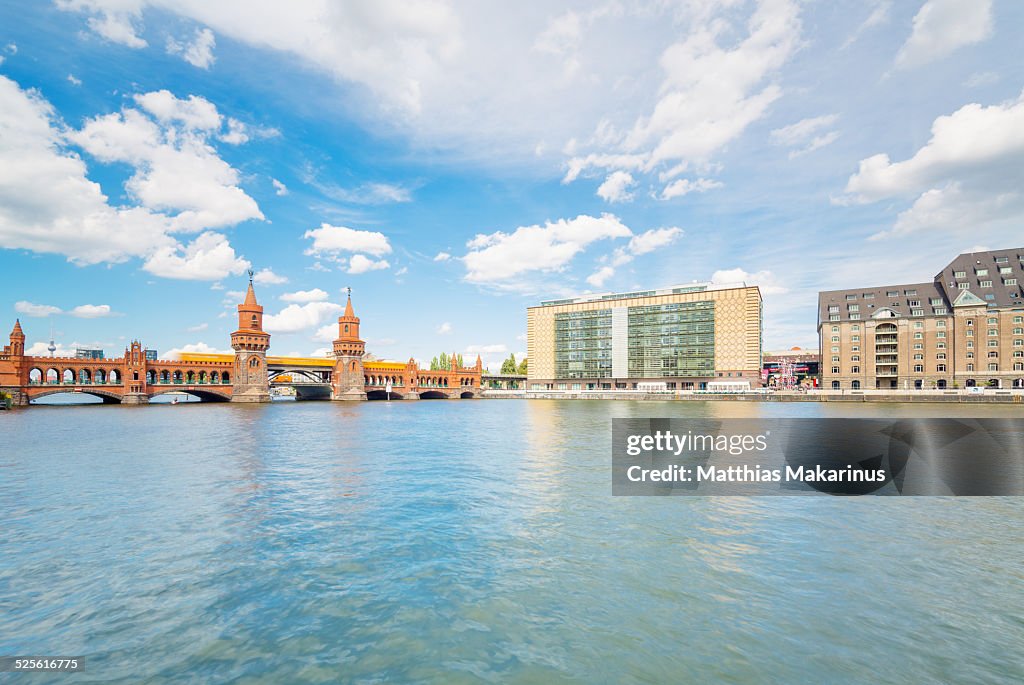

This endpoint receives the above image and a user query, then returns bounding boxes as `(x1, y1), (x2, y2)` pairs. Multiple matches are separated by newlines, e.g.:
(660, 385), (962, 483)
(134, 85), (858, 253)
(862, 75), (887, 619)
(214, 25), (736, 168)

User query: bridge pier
(120, 392), (150, 405)
(2, 388), (28, 406)
(404, 391), (419, 400)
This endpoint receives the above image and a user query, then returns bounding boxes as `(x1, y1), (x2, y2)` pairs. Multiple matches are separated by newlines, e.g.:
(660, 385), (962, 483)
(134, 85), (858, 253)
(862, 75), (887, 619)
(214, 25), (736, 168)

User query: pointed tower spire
(344, 287), (355, 318)
(11, 319), (24, 338)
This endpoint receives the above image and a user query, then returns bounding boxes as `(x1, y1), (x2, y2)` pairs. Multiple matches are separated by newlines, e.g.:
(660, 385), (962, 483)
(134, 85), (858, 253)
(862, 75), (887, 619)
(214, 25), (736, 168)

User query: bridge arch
(29, 388), (122, 404)
(419, 390), (448, 399)
(149, 388), (231, 402)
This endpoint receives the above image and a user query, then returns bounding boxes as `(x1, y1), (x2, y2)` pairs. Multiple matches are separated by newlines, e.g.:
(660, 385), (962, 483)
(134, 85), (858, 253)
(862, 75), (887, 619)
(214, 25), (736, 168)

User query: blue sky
(0, 0), (1021, 369)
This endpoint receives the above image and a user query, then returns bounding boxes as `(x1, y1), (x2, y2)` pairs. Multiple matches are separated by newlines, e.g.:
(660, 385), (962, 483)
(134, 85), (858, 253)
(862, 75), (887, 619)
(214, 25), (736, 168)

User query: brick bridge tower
(332, 288), (367, 401)
(230, 272), (271, 403)
(1, 319), (27, 405)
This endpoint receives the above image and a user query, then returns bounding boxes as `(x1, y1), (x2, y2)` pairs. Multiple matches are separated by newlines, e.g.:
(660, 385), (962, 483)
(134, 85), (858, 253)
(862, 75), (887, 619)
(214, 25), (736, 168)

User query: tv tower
(47, 321), (56, 357)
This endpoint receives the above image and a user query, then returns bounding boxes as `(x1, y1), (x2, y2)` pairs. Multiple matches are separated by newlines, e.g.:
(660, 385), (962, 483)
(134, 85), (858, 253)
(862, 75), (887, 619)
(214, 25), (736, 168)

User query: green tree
(457, 353), (464, 368)
(501, 353), (518, 374)
(517, 358), (528, 375)
(430, 355), (439, 371)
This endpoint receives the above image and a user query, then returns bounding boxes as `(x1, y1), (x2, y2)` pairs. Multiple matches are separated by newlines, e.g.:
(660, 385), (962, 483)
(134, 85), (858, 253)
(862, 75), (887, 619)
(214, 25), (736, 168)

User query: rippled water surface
(2, 399), (1023, 684)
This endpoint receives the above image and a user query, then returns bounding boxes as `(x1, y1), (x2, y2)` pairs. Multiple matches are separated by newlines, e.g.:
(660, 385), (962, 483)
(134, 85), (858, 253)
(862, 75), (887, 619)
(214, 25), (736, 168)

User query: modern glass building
(528, 283), (762, 390)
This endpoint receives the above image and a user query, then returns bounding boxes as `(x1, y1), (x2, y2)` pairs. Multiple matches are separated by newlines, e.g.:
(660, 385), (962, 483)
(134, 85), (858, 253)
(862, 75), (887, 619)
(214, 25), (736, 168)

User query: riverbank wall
(481, 390), (1024, 403)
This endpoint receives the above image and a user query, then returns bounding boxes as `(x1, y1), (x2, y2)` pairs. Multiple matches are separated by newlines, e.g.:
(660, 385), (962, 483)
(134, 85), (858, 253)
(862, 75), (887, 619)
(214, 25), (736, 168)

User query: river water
(1, 399), (1022, 683)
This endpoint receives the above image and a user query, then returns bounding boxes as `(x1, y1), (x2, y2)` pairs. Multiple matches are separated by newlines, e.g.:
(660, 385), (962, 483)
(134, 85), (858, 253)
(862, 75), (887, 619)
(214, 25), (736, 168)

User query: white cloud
(394, 266), (408, 276)
(711, 268), (787, 295)
(842, 90), (1024, 239)
(304, 223), (392, 257)
(263, 301), (344, 334)
(67, 74), (82, 86)
(60, 0), (148, 48)
(465, 343), (506, 354)
(280, 288), (329, 303)
(770, 114), (840, 159)
(70, 304), (115, 318)
(166, 27), (216, 69)
(187, 322), (209, 332)
(312, 324), (337, 343)
(143, 232), (251, 280)
(253, 268), (288, 285)
(307, 261), (330, 272)
(586, 265), (615, 287)
(565, 0), (801, 188)
(436, 321), (452, 335)
(842, 0), (891, 49)
(25, 340), (75, 357)
(433, 251), (451, 261)
(463, 213), (632, 284)
(347, 254), (390, 274)
(314, 181), (413, 205)
(272, 178), (288, 195)
(964, 71), (999, 88)
(66, 88), (264, 234)
(895, 0), (992, 69)
(596, 171), (635, 203)
(15, 301), (62, 317)
(660, 177), (723, 200)
(164, 342), (233, 359)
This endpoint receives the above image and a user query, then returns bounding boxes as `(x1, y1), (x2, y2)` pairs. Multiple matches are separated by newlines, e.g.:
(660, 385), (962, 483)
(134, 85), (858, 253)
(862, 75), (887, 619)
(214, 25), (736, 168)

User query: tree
(501, 353), (518, 374)
(457, 353), (464, 368)
(517, 358), (528, 375)
(430, 356), (439, 371)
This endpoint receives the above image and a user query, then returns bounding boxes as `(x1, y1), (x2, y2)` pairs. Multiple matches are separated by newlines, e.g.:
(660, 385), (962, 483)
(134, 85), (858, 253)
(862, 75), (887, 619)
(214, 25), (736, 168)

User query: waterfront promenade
(483, 388), (1024, 403)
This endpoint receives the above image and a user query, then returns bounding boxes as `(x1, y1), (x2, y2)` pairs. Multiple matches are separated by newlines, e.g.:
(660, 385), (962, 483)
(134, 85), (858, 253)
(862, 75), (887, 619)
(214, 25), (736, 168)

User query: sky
(0, 0), (1022, 370)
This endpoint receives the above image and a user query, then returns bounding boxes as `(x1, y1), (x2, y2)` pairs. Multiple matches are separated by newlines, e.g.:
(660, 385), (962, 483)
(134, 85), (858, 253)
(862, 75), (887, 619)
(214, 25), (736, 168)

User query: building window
(851, 355), (860, 362)
(1014, 316), (1023, 324)
(832, 325), (840, 333)
(1015, 328), (1024, 335)
(914, 343), (923, 350)
(937, 320), (946, 328)
(886, 291), (898, 297)
(977, 268), (989, 276)
(988, 317), (998, 324)
(911, 309), (924, 316)
(934, 307), (948, 314)
(832, 356), (840, 362)
(850, 314), (861, 320)
(980, 281), (992, 288)
(829, 315), (839, 322)
(914, 353), (924, 360)
(967, 352), (975, 359)
(904, 289), (917, 296)
(937, 364), (946, 372)
(988, 363), (999, 371)
(954, 270), (966, 278)
(988, 340), (998, 347)
(851, 366), (860, 373)
(936, 342), (946, 349)
(1005, 279), (1018, 286)
(967, 320), (974, 326)
(936, 353), (946, 360)
(828, 305), (839, 313)
(937, 331), (946, 338)
(958, 282), (969, 289)
(832, 366), (840, 374)
(849, 304), (859, 312)
(852, 325), (861, 331)
(1015, 339), (1024, 347)
(966, 329), (974, 336)
(988, 351), (999, 358)
(831, 336), (839, 342)
(908, 300), (921, 307)
(846, 294), (856, 301)
(914, 322), (923, 329)
(914, 332), (923, 339)
(989, 329), (998, 336)
(914, 365), (923, 373)
(852, 335), (861, 342)
(1001, 266), (1013, 274)
(832, 381), (840, 389)
(995, 256), (1008, 264)
(967, 363), (975, 372)
(863, 293), (875, 299)
(852, 346), (860, 352)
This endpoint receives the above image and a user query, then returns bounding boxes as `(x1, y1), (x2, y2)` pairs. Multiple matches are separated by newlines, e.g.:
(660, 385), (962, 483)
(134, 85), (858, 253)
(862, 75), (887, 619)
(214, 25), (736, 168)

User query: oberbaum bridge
(0, 279), (484, 406)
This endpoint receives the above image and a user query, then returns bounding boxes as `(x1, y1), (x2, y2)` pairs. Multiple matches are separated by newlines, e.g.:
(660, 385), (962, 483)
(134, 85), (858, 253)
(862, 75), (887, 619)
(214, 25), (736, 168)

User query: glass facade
(554, 309), (612, 379)
(553, 301), (716, 379)
(628, 301), (715, 377)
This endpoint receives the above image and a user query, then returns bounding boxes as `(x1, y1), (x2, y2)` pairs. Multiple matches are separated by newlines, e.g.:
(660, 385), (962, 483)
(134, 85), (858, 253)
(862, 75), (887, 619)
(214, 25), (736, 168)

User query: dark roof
(818, 281), (948, 325)
(935, 248), (1024, 309)
(818, 247), (1024, 327)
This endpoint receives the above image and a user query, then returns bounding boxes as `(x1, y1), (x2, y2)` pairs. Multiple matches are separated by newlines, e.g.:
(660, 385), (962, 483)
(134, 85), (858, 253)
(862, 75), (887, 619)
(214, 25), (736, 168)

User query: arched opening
(419, 390), (447, 399)
(199, 371), (208, 384)
(29, 368), (42, 384)
(249, 358), (259, 369)
(350, 361), (357, 372)
(46, 368), (59, 384)
(79, 368), (91, 384)
(186, 371), (196, 383)
(460, 391), (475, 399)
(95, 369), (106, 384)
(110, 369), (121, 384)
(62, 369), (75, 384)
(146, 370), (156, 384)
(173, 370), (183, 383)
(159, 370), (169, 383)
(851, 380), (860, 389)
(222, 372), (230, 384)
(966, 379), (976, 387)
(914, 380), (922, 390)
(366, 389), (404, 401)
(831, 381), (840, 389)
(211, 371), (219, 383)
(937, 379), (947, 389)
(1013, 378), (1024, 388)
(987, 378), (1000, 388)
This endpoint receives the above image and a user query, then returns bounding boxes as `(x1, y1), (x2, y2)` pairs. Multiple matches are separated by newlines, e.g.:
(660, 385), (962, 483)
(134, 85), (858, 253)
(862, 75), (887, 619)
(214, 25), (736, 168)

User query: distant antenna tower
(47, 321), (56, 357)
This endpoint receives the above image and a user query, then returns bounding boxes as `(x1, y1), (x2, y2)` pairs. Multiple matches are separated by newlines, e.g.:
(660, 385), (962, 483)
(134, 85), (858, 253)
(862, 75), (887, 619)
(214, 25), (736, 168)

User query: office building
(527, 282), (762, 390)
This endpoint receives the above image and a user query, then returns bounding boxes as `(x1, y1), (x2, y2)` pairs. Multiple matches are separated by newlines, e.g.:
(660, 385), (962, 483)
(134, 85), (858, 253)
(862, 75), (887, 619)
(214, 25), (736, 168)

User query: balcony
(876, 370), (899, 377)
(875, 335), (898, 343)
